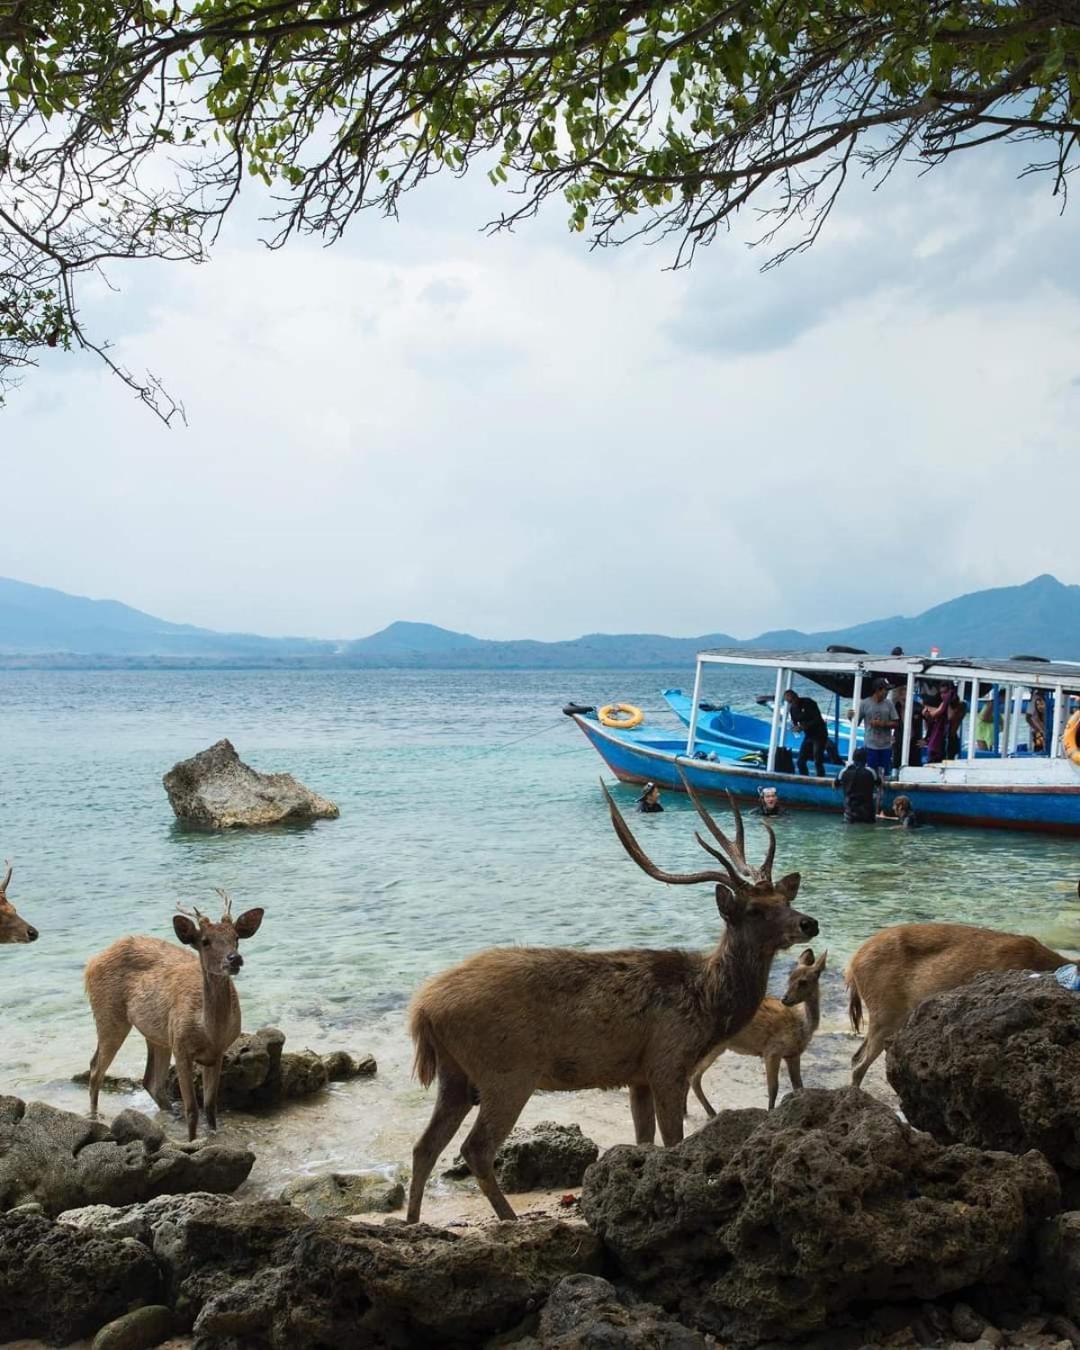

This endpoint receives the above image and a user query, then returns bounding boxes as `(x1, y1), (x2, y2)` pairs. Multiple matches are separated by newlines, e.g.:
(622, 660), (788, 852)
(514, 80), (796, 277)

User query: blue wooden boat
(660, 688), (860, 760)
(570, 650), (1080, 835)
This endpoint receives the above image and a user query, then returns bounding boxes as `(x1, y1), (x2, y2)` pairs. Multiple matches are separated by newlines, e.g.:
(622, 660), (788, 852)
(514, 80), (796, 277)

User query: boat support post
(848, 670), (864, 765)
(766, 666), (785, 772)
(900, 669), (915, 772)
(966, 679), (978, 761)
(1052, 683), (1065, 758)
(685, 656), (704, 757)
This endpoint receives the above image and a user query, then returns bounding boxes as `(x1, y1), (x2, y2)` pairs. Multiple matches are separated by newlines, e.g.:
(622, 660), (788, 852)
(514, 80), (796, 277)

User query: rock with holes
(579, 1087), (1059, 1344)
(281, 1170), (405, 1218)
(0, 1209), (162, 1345)
(443, 1122), (600, 1193)
(162, 738), (339, 829)
(0, 1097), (253, 1216)
(153, 1198), (602, 1345)
(887, 971), (1080, 1194)
(532, 1273), (709, 1347)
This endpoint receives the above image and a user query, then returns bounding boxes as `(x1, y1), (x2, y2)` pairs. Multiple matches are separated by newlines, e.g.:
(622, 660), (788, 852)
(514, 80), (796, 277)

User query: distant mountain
(0, 573), (1076, 668)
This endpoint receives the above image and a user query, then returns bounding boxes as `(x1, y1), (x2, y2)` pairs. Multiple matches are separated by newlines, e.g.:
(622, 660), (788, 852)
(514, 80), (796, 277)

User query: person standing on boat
(923, 681), (956, 764)
(891, 685), (924, 769)
(636, 782), (664, 813)
(835, 748), (878, 823)
(858, 680), (899, 781)
(783, 688), (829, 777)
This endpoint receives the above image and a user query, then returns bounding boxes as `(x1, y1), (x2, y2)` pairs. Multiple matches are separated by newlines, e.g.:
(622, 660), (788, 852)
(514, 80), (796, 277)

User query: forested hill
(0, 574), (1076, 668)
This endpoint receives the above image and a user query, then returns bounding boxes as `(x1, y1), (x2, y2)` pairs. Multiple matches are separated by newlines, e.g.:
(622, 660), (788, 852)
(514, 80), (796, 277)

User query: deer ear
(714, 884), (745, 923)
(814, 949), (829, 973)
(173, 915), (198, 946)
(234, 908), (264, 939)
(798, 948), (815, 966)
(775, 872), (801, 902)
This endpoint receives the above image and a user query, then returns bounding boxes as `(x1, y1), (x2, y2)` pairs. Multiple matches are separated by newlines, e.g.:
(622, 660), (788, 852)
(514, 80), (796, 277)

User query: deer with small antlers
(0, 863), (38, 945)
(689, 947), (828, 1115)
(84, 889), (264, 1140)
(405, 775), (818, 1223)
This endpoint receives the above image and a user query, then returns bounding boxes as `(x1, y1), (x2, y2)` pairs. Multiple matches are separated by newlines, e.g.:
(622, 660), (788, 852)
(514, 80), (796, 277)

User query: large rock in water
(579, 1087), (1059, 1344)
(0, 1209), (162, 1345)
(153, 1198), (602, 1346)
(887, 970), (1080, 1190)
(0, 1097), (253, 1216)
(162, 738), (339, 828)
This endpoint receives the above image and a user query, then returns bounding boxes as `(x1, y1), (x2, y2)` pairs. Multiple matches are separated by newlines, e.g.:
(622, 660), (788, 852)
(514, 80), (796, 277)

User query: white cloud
(2, 148), (1078, 641)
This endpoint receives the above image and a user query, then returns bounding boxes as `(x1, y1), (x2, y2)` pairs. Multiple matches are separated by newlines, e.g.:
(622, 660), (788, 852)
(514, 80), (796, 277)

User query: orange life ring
(1063, 711), (1080, 766)
(599, 703), (644, 730)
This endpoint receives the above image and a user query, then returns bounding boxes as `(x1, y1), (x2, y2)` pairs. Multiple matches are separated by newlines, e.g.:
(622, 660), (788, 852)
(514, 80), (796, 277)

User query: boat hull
(574, 715), (1080, 836)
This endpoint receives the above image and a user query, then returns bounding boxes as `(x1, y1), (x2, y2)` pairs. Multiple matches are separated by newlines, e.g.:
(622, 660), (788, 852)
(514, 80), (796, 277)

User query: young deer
(84, 890), (264, 1140)
(0, 863), (38, 945)
(690, 947), (827, 1114)
(406, 776), (818, 1223)
(846, 921), (1067, 1086)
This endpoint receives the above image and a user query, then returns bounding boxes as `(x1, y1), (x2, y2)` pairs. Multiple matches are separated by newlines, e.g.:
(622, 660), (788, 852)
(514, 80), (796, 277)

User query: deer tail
(848, 981), (863, 1035)
(409, 1005), (439, 1088)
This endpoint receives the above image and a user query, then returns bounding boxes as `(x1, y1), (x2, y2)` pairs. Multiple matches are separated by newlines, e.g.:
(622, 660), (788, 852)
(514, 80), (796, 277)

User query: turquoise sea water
(2, 668), (1078, 1186)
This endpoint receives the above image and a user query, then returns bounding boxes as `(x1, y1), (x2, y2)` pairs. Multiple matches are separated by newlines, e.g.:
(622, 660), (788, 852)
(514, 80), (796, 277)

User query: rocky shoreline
(4, 971), (1080, 1349)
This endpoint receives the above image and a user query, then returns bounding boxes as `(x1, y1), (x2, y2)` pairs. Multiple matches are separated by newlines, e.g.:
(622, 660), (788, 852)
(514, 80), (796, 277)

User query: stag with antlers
(84, 889), (264, 1139)
(0, 863), (38, 945)
(405, 775), (817, 1222)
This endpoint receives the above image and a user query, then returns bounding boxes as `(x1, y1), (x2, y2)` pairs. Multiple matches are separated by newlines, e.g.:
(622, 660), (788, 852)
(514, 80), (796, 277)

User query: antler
(176, 901), (206, 923)
(678, 771), (775, 884)
(601, 782), (738, 887)
(213, 887), (233, 918)
(0, 861), (10, 894)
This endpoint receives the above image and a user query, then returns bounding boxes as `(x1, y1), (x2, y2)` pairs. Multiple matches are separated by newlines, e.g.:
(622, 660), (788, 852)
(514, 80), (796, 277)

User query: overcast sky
(4, 144), (1078, 641)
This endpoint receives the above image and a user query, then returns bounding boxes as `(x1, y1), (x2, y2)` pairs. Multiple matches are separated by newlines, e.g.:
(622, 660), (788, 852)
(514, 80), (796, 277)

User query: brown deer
(0, 863), (38, 944)
(690, 947), (827, 1115)
(846, 921), (1068, 1086)
(84, 890), (264, 1140)
(405, 777), (818, 1223)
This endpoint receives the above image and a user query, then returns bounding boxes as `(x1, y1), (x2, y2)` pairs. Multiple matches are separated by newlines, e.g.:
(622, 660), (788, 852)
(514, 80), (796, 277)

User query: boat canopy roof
(695, 648), (1080, 696)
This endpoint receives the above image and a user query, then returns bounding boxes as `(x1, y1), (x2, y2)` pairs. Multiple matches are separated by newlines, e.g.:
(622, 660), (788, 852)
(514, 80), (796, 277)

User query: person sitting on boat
(835, 748), (878, 824)
(879, 795), (920, 829)
(636, 782), (663, 813)
(858, 679), (899, 781)
(976, 694), (999, 750)
(754, 786), (784, 817)
(783, 688), (829, 778)
(1026, 691), (1048, 753)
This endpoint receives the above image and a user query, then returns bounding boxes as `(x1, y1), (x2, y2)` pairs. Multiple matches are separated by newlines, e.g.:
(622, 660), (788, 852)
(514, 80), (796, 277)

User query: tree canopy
(3, 0), (1079, 416)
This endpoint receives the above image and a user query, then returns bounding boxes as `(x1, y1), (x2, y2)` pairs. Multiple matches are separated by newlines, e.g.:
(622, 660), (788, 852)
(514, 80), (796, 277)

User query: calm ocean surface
(2, 668), (1078, 1183)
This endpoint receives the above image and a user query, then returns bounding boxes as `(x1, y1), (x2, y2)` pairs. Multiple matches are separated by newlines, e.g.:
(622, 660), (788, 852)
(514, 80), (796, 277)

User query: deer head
(601, 775), (818, 953)
(174, 888), (264, 977)
(0, 863), (39, 945)
(780, 948), (828, 1006)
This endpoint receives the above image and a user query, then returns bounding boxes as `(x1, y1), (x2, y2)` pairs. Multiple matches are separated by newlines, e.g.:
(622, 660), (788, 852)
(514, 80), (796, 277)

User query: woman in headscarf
(923, 681), (956, 764)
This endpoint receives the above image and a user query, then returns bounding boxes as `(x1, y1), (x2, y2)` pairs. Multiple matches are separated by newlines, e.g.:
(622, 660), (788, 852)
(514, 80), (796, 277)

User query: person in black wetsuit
(835, 748), (878, 823)
(783, 688), (828, 777)
(636, 782), (663, 813)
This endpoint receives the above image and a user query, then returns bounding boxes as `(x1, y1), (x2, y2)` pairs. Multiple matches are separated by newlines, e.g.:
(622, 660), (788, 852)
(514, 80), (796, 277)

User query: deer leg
(88, 1022), (131, 1117)
(203, 1059), (223, 1132)
(765, 1055), (782, 1110)
(629, 1084), (656, 1143)
(142, 1041), (172, 1110)
(652, 1077), (688, 1147)
(785, 1054), (803, 1092)
(174, 1054), (199, 1141)
(458, 1080), (533, 1222)
(851, 1020), (891, 1088)
(406, 1062), (473, 1224)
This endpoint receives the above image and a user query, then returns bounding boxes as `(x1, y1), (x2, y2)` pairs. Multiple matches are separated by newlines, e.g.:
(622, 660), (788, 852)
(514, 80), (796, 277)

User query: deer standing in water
(0, 863), (38, 945)
(84, 890), (264, 1139)
(690, 947), (827, 1114)
(406, 777), (818, 1223)
(846, 921), (1068, 1086)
